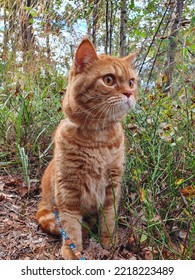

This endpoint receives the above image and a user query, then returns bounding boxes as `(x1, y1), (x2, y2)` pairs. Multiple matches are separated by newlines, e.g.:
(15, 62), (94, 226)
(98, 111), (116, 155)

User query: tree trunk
(2, 1), (18, 62)
(45, 1), (51, 63)
(105, 0), (109, 54)
(164, 0), (184, 94)
(10, 3), (18, 62)
(119, 0), (127, 57)
(3, 8), (8, 61)
(46, 33), (51, 63)
(92, 0), (99, 48)
(109, 0), (113, 55)
(105, 0), (113, 55)
(21, 0), (34, 61)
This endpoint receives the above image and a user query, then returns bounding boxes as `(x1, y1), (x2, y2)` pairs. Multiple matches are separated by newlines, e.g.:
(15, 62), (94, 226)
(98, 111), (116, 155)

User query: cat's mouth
(118, 95), (136, 113)
(106, 95), (136, 122)
(126, 95), (136, 110)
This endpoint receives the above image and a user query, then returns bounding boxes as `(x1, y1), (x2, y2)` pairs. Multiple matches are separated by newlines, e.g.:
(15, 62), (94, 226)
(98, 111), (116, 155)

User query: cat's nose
(122, 91), (132, 98)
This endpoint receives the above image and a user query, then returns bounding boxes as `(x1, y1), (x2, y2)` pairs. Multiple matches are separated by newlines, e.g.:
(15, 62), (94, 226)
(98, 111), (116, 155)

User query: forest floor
(1, 174), (157, 260)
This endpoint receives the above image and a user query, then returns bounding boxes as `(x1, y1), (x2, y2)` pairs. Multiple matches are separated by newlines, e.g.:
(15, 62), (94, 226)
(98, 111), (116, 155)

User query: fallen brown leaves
(0, 175), (140, 260)
(1, 175), (193, 260)
(0, 175), (61, 260)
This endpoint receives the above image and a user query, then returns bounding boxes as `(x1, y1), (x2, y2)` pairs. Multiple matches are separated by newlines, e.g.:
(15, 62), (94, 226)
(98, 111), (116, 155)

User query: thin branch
(138, 0), (173, 75)
(178, 39), (195, 58)
(145, 7), (174, 89)
(105, 0), (109, 54)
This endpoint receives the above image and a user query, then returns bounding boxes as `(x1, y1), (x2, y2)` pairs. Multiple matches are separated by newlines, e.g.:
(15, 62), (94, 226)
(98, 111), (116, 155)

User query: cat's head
(63, 38), (138, 130)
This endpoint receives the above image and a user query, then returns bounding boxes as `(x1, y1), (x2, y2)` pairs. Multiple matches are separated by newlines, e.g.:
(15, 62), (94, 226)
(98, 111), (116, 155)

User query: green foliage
(122, 86), (195, 259)
(0, 0), (194, 259)
(0, 60), (65, 175)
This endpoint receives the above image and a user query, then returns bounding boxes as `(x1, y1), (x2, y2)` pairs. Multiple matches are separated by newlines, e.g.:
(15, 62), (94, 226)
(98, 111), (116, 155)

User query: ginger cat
(36, 38), (138, 259)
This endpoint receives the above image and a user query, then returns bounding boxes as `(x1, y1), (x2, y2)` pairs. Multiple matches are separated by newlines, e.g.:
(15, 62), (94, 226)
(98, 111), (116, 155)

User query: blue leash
(52, 184), (86, 260)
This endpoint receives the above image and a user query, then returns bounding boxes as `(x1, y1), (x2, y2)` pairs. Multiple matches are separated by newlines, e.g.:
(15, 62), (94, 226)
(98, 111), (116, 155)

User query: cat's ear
(74, 38), (98, 73)
(122, 52), (138, 65)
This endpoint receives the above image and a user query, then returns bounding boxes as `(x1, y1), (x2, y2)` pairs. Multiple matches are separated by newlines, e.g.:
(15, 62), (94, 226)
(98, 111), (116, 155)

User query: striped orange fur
(36, 38), (138, 259)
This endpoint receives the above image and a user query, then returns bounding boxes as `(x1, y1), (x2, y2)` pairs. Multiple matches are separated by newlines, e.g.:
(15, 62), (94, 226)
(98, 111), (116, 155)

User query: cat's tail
(36, 199), (60, 236)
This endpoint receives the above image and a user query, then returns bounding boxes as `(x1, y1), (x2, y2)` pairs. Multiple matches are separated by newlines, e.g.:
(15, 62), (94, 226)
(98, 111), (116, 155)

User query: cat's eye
(103, 74), (115, 86)
(129, 78), (135, 88)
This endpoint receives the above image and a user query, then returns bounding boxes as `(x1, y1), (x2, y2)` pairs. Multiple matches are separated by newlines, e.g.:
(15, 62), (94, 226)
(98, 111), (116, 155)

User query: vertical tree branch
(145, 8), (174, 89)
(164, 0), (184, 93)
(119, 0), (127, 57)
(105, 0), (113, 55)
(3, 6), (8, 61)
(45, 1), (51, 63)
(105, 0), (109, 54)
(138, 0), (172, 75)
(109, 0), (113, 55)
(21, 0), (34, 61)
(92, 0), (99, 48)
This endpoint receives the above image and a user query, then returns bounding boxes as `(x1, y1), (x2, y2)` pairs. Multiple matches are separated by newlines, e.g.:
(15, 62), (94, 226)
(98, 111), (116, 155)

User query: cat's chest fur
(55, 119), (125, 213)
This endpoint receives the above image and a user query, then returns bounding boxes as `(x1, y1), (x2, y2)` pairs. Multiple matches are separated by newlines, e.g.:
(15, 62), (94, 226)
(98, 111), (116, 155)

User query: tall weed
(0, 59), (66, 176)
(123, 86), (195, 259)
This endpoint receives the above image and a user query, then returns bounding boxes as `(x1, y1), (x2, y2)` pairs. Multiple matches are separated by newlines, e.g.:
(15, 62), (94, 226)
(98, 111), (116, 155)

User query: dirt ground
(0, 175), (147, 260)
(1, 174), (189, 260)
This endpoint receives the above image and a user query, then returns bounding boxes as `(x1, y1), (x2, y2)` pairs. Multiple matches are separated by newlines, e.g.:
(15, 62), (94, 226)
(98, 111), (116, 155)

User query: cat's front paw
(101, 236), (112, 249)
(61, 245), (77, 260)
(101, 235), (118, 249)
(61, 243), (83, 260)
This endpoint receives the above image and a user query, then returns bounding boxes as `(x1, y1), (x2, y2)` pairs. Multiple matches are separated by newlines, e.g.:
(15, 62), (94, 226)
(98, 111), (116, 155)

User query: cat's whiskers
(96, 101), (118, 130)
(95, 102), (112, 130)
(84, 101), (111, 130)
(72, 94), (133, 130)
(83, 96), (123, 130)
(80, 95), (116, 129)
(70, 95), (105, 118)
(81, 101), (108, 129)
(109, 103), (117, 123)
(100, 100), (118, 130)
(70, 101), (104, 120)
(82, 95), (104, 103)
(107, 97), (122, 117)
(103, 101), (119, 129)
(103, 105), (114, 130)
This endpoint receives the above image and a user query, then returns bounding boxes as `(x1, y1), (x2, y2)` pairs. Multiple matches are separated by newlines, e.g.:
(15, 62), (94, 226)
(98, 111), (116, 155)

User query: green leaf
(183, 48), (188, 57)
(140, 233), (148, 243)
(29, 18), (34, 24)
(190, 44), (195, 51)
(191, 16), (195, 24)
(130, 0), (135, 9)
(30, 9), (37, 17)
(24, 7), (37, 17)
(24, 6), (31, 11)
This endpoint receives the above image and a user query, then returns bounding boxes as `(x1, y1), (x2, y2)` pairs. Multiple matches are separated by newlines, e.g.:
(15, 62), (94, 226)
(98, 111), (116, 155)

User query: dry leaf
(0, 192), (6, 201)
(0, 182), (5, 191)
(178, 230), (188, 240)
(139, 188), (146, 203)
(128, 124), (138, 130)
(180, 186), (195, 198)
(142, 247), (154, 260)
(175, 178), (184, 185)
(18, 187), (29, 197)
(128, 148), (134, 154)
(6, 178), (20, 186)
